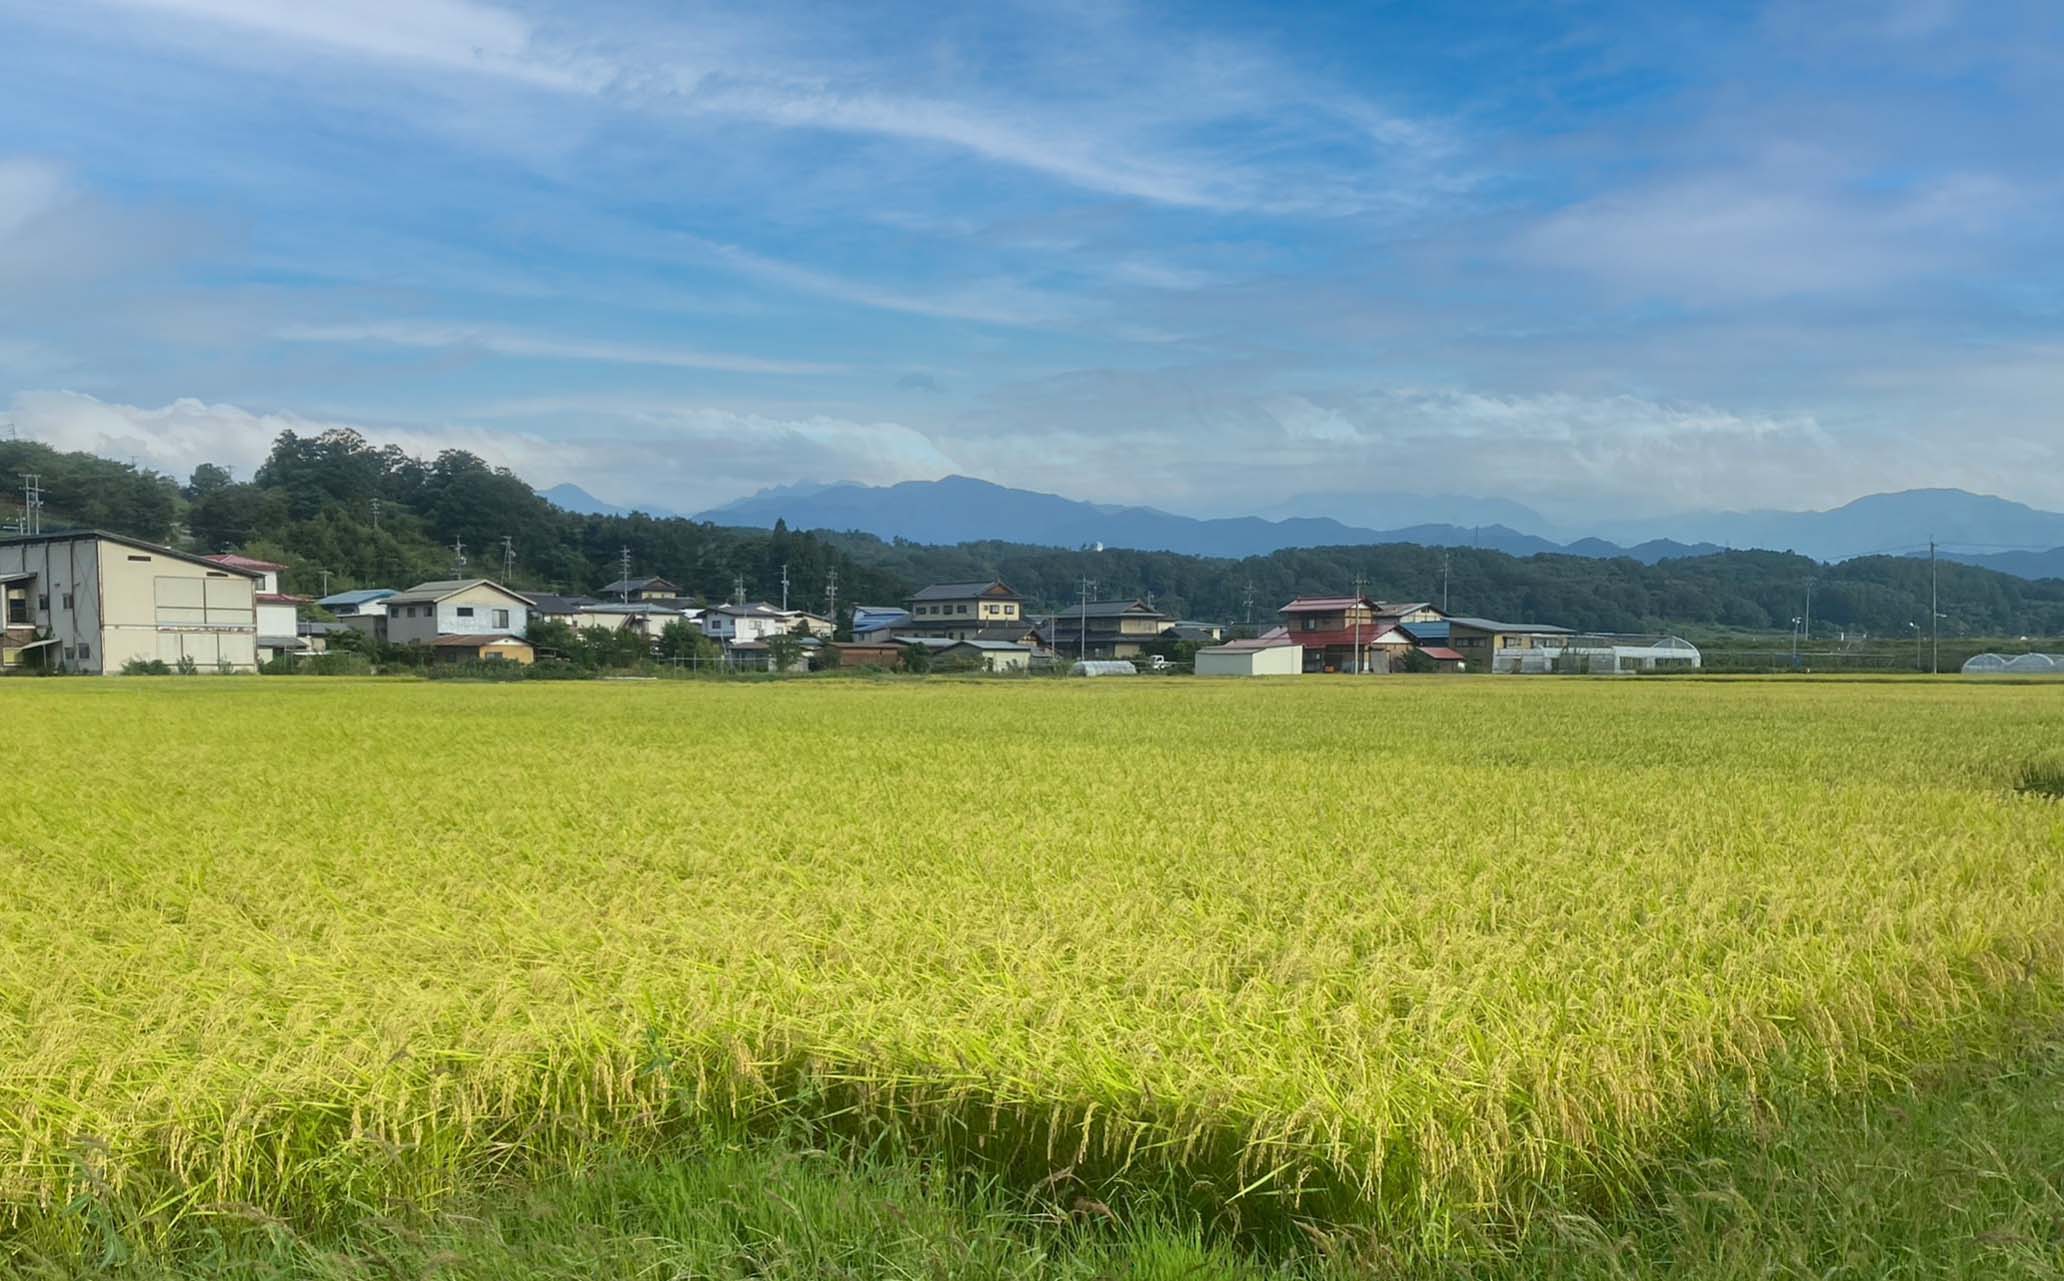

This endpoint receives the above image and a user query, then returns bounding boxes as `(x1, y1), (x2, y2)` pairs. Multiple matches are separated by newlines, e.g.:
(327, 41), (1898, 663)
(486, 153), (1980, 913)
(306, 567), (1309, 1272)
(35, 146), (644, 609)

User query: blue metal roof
(317, 588), (397, 607)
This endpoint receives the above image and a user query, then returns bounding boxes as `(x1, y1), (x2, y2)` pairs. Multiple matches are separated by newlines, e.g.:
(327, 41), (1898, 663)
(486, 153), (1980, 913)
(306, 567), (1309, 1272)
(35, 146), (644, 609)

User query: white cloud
(0, 158), (65, 241)
(673, 235), (1075, 328)
(4, 389), (955, 515)
(1518, 169), (2020, 303)
(277, 321), (846, 375)
(97, 0), (600, 90)
(78, 0), (1460, 217)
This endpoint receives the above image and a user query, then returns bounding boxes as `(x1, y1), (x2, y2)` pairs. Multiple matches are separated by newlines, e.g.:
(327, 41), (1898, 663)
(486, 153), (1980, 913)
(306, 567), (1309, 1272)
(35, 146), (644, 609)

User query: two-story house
(1044, 599), (1172, 659)
(901, 581), (1024, 641)
(1443, 617), (1577, 672)
(1275, 595), (1423, 673)
(597, 575), (682, 603)
(382, 579), (534, 648)
(699, 601), (794, 644)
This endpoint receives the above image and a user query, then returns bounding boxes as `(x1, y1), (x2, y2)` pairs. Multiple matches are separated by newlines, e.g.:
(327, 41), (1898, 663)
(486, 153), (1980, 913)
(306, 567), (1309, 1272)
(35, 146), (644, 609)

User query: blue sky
(1, 0), (2059, 522)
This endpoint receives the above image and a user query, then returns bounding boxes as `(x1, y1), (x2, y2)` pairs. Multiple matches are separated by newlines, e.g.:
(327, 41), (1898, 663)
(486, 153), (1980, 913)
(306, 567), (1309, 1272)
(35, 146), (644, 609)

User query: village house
(2, 529), (264, 674)
(382, 579), (534, 648)
(596, 575), (682, 603)
(1271, 596), (1425, 673)
(317, 588), (397, 641)
(1443, 617), (1577, 672)
(939, 639), (1034, 672)
(901, 580), (1023, 640)
(430, 633), (536, 665)
(700, 601), (795, 644)
(1043, 599), (1172, 659)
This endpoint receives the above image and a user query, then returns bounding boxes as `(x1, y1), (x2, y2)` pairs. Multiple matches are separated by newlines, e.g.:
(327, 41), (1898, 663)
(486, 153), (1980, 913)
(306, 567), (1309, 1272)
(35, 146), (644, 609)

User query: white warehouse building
(2, 529), (264, 674)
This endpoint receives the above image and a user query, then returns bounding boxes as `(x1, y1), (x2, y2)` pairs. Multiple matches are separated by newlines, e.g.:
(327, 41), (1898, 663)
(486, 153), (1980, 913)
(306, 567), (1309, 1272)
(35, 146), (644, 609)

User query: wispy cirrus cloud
(276, 321), (846, 375)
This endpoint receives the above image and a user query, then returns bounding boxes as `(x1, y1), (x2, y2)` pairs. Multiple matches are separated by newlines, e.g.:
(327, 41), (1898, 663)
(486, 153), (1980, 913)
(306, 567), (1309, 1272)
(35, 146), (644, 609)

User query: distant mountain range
(690, 475), (1725, 564)
(535, 474), (2064, 580)
(539, 483), (679, 520)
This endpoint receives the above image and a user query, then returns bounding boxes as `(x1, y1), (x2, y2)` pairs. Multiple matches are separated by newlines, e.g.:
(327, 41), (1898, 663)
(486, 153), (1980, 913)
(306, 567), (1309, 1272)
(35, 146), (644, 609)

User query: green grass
(4, 676), (2063, 1271)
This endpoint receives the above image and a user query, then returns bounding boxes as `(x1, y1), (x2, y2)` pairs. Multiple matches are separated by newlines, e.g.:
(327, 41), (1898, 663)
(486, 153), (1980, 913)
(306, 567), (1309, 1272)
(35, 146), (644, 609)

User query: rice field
(5, 676), (2064, 1263)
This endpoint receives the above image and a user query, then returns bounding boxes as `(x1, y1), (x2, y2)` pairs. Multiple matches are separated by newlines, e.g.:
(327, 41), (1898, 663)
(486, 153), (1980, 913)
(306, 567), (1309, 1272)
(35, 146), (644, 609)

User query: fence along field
(4, 678), (2063, 1259)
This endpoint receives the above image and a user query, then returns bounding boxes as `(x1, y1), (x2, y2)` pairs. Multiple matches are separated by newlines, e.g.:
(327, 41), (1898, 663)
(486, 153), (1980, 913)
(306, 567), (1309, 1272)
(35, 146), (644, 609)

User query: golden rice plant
(3, 676), (2062, 1254)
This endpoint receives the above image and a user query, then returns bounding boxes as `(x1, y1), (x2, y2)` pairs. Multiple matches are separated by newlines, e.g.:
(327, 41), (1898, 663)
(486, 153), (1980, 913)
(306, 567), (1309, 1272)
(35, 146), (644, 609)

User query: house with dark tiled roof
(1041, 599), (1172, 660)
(900, 580), (1023, 641)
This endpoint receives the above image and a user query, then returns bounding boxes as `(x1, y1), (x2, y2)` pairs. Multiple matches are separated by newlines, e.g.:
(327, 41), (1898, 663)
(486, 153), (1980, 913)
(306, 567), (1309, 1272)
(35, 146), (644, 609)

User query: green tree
(657, 619), (719, 664)
(766, 633), (803, 672)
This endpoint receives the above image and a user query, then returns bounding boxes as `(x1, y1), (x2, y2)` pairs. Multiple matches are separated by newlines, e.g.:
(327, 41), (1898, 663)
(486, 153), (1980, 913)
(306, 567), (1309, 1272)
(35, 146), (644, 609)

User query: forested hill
(7, 430), (2062, 637)
(0, 433), (903, 608)
(818, 533), (2064, 638)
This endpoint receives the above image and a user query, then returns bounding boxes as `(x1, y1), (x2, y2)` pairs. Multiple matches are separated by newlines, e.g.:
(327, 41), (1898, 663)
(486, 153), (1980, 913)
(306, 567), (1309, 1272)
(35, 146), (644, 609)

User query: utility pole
(733, 573), (746, 607)
(319, 569), (332, 596)
(824, 565), (838, 624)
(501, 536), (516, 584)
(1242, 580), (1255, 626)
(450, 537), (467, 577)
(19, 473), (43, 535)
(1930, 539), (1939, 675)
(1352, 572), (1369, 674)
(618, 547), (633, 602)
(1441, 552), (1451, 614)
(1078, 574), (1096, 660)
(1802, 576), (1815, 653)
(780, 561), (790, 612)
(370, 496), (381, 529)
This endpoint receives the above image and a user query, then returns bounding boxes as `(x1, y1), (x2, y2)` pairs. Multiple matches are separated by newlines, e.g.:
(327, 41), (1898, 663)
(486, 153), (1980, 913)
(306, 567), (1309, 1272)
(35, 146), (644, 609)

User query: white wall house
(383, 579), (534, 647)
(2, 530), (263, 674)
(700, 601), (797, 644)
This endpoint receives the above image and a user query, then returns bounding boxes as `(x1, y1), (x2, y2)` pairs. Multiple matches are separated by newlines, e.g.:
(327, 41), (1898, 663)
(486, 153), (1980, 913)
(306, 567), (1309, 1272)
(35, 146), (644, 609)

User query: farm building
(430, 634), (535, 665)
(1441, 620), (1701, 674)
(383, 580), (534, 649)
(851, 604), (912, 641)
(2, 529), (265, 674)
(831, 641), (904, 668)
(1195, 636), (1303, 676)
(940, 639), (1034, 672)
(1964, 652), (2064, 675)
(1070, 660), (1137, 677)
